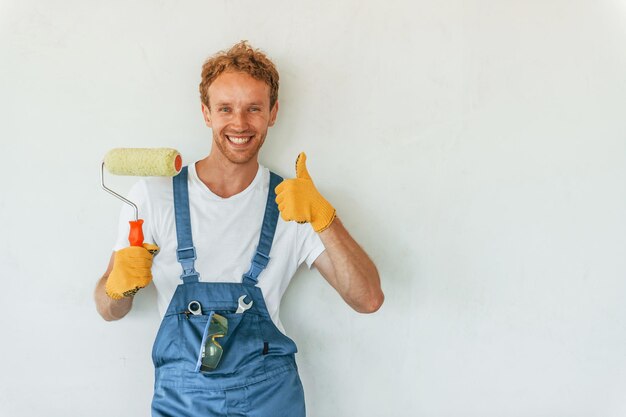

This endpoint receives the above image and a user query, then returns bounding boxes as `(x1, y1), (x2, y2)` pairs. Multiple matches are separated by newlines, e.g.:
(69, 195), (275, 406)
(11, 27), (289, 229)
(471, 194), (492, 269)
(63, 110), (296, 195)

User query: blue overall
(151, 167), (306, 417)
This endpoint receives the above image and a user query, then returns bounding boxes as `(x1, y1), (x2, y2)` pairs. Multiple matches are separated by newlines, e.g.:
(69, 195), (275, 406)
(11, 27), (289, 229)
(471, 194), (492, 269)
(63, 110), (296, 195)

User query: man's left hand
(275, 152), (336, 232)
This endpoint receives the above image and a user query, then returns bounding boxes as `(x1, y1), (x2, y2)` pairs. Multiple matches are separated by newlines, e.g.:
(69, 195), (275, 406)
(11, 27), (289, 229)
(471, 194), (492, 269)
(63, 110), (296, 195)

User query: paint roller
(101, 148), (182, 246)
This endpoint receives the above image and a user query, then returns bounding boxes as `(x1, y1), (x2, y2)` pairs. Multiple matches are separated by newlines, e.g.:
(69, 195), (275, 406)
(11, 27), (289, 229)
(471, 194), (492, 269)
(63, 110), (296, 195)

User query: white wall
(1, 0), (625, 416)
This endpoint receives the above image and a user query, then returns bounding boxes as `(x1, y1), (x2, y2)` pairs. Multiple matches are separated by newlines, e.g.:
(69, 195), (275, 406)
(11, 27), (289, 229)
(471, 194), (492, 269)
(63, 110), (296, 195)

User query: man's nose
(230, 110), (249, 131)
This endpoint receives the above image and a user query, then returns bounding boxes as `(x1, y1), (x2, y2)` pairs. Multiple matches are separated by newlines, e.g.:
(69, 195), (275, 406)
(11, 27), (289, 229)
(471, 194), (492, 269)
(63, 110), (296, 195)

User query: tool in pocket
(188, 300), (202, 316)
(236, 295), (253, 314)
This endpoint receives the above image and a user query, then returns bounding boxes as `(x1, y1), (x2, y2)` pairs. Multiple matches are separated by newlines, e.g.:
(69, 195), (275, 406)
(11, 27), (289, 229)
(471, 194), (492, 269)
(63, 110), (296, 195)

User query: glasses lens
(211, 313), (228, 332)
(201, 313), (228, 371)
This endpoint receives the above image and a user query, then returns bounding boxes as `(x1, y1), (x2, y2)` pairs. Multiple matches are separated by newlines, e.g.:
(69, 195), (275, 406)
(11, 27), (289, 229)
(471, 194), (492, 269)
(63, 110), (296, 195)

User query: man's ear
(268, 100), (279, 127)
(201, 103), (212, 128)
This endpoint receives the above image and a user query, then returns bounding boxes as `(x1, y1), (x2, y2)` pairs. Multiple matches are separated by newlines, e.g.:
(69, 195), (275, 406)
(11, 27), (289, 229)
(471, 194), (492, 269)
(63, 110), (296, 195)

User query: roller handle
(129, 220), (145, 247)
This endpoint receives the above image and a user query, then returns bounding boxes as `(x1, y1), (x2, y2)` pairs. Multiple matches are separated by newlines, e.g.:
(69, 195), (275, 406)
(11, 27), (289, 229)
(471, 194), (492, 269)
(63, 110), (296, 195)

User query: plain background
(1, 0), (625, 416)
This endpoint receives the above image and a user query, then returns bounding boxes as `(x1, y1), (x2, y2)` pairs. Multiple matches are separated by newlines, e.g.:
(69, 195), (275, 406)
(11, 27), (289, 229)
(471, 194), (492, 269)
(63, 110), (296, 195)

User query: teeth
(227, 136), (251, 144)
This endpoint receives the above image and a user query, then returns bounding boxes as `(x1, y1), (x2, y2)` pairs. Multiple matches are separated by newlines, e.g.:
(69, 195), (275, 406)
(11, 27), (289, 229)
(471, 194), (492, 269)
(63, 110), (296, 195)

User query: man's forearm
(317, 218), (383, 313)
(94, 275), (133, 321)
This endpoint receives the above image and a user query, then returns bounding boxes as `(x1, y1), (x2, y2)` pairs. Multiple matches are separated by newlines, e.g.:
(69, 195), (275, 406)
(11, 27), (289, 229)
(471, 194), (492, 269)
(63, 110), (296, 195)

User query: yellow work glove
(275, 152), (336, 232)
(105, 243), (159, 300)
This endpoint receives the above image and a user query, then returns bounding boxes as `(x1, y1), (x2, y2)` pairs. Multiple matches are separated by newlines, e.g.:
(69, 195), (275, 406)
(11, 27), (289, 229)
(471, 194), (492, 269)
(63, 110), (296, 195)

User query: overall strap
(242, 171), (283, 287)
(173, 166), (200, 283)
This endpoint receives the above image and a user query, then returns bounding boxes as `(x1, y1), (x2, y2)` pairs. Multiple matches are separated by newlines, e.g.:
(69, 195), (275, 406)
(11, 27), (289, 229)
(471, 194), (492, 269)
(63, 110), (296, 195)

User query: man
(94, 41), (383, 416)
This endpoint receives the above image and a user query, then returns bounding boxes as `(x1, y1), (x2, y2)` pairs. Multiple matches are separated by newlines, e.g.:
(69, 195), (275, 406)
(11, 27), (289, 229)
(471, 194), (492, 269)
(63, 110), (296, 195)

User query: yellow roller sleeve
(275, 152), (336, 233)
(105, 243), (160, 299)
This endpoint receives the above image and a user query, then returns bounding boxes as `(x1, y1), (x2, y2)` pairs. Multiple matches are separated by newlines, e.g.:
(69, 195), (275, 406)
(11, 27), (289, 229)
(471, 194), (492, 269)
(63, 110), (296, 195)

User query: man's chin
(223, 149), (259, 165)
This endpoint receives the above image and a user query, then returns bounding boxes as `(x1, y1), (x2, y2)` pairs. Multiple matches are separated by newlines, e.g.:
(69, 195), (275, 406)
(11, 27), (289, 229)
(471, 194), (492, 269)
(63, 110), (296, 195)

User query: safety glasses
(200, 313), (228, 371)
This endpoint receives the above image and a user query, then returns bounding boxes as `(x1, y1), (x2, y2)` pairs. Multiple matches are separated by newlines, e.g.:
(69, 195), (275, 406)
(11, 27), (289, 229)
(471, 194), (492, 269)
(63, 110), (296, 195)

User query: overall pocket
(179, 311), (263, 375)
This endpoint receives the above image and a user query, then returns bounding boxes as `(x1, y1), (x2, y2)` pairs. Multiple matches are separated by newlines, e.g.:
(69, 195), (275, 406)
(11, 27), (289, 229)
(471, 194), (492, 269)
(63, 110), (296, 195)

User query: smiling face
(201, 71), (278, 166)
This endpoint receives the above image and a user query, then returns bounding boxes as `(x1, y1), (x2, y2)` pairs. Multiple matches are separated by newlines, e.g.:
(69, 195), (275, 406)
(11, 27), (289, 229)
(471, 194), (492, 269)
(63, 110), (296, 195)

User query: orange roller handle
(129, 220), (145, 247)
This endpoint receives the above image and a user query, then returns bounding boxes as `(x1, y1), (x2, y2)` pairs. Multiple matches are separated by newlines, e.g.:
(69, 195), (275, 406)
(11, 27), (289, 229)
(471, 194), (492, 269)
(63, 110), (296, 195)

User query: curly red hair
(199, 41), (279, 109)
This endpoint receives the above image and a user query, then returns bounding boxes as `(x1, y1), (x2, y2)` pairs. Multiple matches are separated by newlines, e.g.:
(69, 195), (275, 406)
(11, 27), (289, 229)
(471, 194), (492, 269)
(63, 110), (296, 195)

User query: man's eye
(249, 107), (260, 112)
(219, 107), (230, 112)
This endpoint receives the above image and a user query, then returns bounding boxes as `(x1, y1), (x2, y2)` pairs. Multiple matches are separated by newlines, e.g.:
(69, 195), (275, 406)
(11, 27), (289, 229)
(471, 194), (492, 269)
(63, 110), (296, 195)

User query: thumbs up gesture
(275, 152), (336, 232)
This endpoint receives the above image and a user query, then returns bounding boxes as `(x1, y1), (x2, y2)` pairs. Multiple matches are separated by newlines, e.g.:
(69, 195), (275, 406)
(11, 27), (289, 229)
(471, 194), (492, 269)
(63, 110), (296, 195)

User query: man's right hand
(105, 243), (159, 299)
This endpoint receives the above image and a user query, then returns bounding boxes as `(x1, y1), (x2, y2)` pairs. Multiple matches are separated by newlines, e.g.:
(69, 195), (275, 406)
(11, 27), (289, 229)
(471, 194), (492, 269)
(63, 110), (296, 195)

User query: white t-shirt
(113, 162), (326, 333)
